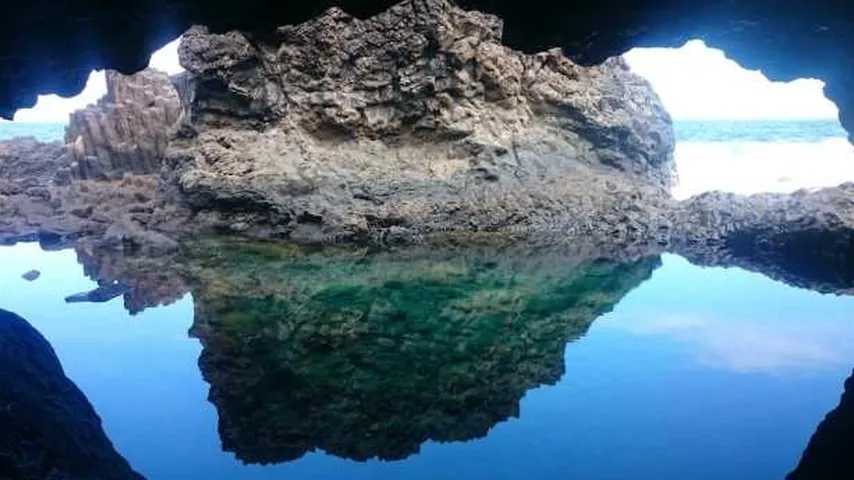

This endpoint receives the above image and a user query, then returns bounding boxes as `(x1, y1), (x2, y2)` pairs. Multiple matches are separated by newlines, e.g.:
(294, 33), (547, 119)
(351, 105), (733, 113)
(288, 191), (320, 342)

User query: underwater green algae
(180, 241), (660, 463)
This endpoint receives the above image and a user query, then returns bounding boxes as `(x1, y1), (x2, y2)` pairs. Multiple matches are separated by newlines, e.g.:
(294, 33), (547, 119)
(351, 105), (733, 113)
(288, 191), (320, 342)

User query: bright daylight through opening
(625, 40), (854, 199)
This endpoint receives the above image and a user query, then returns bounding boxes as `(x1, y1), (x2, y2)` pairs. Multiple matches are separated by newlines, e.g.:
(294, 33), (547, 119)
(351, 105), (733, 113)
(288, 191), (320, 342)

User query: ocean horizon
(2, 119), (853, 199)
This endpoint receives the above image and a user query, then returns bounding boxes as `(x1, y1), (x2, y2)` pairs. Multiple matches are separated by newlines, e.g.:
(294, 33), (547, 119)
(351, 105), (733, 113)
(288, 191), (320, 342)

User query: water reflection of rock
(788, 370), (854, 480)
(186, 245), (660, 463)
(63, 237), (854, 466)
(0, 309), (143, 480)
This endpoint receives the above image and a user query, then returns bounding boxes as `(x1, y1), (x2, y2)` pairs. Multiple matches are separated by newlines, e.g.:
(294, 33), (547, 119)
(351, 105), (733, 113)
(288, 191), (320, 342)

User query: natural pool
(1, 240), (852, 479)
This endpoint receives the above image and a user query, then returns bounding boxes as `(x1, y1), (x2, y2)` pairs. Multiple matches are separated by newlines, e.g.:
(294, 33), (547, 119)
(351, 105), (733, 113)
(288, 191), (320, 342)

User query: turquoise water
(1, 120), (848, 145)
(674, 119), (848, 143)
(0, 122), (65, 142)
(0, 242), (852, 479)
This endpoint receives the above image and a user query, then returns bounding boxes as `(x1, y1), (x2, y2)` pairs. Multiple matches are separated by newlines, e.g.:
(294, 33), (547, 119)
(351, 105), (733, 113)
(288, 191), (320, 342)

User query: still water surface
(0, 242), (852, 479)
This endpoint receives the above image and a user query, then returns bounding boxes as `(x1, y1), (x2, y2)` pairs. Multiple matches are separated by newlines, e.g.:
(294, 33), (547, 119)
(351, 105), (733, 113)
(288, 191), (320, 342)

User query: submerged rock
(65, 281), (131, 304)
(167, 0), (675, 243)
(142, 240), (657, 463)
(21, 269), (40, 281)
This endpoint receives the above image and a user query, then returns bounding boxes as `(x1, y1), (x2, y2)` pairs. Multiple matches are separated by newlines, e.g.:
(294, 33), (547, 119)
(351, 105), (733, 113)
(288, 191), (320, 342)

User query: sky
(8, 38), (183, 123)
(623, 39), (839, 120)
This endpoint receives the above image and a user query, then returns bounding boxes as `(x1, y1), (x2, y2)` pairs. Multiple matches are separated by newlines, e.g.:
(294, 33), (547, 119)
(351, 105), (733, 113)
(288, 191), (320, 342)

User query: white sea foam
(672, 137), (854, 199)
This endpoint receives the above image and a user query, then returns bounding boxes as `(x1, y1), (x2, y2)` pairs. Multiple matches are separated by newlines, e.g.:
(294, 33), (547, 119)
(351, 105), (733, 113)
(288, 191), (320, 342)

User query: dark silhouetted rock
(21, 269), (40, 281)
(0, 308), (144, 480)
(65, 281), (131, 304)
(788, 370), (854, 480)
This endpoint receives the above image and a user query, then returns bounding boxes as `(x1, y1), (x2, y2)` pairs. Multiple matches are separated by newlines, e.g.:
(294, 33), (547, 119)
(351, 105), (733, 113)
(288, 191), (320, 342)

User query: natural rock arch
(2, 0), (853, 140)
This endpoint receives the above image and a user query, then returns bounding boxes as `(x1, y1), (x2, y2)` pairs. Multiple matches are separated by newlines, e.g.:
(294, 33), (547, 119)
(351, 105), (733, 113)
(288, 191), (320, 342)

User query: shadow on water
(2, 237), (854, 477)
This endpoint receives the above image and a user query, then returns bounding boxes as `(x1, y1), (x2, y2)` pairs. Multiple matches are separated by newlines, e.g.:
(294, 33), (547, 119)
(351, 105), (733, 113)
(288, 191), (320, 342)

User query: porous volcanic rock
(672, 183), (854, 294)
(0, 137), (66, 192)
(66, 69), (182, 181)
(167, 0), (675, 244)
(0, 69), (188, 250)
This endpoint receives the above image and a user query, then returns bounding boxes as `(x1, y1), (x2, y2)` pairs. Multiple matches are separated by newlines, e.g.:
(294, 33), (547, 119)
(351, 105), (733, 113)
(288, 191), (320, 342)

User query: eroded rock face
(167, 0), (674, 243)
(0, 69), (188, 250)
(672, 184), (854, 294)
(0, 137), (66, 192)
(66, 69), (182, 181)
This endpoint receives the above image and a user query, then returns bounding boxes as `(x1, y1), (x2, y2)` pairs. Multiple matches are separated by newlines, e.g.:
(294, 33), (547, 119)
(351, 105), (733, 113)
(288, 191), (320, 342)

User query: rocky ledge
(166, 0), (674, 244)
(0, 0), (851, 272)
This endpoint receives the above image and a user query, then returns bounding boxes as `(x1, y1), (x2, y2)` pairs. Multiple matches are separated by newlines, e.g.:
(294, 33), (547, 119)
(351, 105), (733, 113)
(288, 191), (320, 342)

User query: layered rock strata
(0, 0), (852, 274)
(167, 0), (675, 244)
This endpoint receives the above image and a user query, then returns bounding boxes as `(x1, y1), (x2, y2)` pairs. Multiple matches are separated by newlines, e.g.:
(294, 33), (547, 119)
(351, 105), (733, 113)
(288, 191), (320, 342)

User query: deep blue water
(1, 242), (852, 479)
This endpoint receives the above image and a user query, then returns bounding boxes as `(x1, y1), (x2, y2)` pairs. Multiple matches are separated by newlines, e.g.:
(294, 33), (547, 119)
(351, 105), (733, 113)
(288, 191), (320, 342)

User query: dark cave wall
(1, 1), (852, 137)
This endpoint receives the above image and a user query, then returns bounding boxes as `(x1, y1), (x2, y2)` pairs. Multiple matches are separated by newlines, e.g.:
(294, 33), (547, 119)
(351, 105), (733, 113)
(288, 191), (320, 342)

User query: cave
(1, 1), (854, 478)
(624, 39), (854, 199)
(2, 0), (853, 143)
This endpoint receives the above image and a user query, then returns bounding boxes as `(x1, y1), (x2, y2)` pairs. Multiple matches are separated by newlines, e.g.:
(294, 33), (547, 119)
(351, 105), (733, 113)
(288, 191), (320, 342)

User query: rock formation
(2, 0), (854, 145)
(672, 183), (854, 294)
(167, 0), (674, 244)
(86, 239), (649, 464)
(0, 137), (65, 192)
(0, 308), (143, 480)
(0, 0), (852, 281)
(788, 370), (854, 479)
(65, 69), (182, 180)
(0, 69), (190, 250)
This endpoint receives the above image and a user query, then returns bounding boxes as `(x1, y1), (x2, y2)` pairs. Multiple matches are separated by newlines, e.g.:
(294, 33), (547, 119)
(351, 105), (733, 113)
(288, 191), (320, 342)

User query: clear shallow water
(1, 241), (852, 479)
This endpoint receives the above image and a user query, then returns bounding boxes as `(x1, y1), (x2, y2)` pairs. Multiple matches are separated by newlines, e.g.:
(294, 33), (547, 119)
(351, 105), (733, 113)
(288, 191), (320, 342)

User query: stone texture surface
(0, 137), (66, 191)
(167, 0), (675, 244)
(1, 0), (854, 147)
(0, 0), (852, 282)
(65, 69), (181, 181)
(671, 183), (854, 294)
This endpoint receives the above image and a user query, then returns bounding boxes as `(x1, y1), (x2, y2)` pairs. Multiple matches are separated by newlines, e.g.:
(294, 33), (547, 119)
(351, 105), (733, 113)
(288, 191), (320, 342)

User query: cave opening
(0, 38), (184, 141)
(624, 40), (854, 200)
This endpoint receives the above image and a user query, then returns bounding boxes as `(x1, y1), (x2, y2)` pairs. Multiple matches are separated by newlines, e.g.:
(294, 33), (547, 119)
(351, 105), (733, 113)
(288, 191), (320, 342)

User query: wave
(672, 138), (854, 199)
